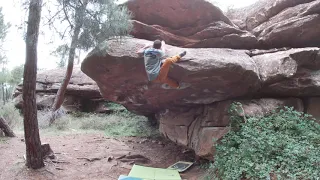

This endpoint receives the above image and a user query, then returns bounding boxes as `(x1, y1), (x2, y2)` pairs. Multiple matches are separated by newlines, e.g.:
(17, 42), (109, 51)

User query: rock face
(13, 67), (105, 113)
(79, 0), (320, 159)
(82, 38), (320, 114)
(126, 0), (258, 49)
(127, 0), (320, 49)
(159, 98), (303, 159)
(81, 38), (261, 115)
(81, 37), (320, 158)
(228, 0), (320, 48)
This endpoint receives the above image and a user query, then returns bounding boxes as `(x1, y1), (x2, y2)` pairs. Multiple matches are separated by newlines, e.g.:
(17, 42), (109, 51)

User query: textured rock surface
(253, 48), (320, 96)
(126, 0), (258, 49)
(126, 0), (233, 30)
(78, 0), (320, 159)
(81, 38), (261, 115)
(228, 0), (320, 48)
(159, 98), (303, 159)
(13, 67), (104, 113)
(81, 37), (320, 158)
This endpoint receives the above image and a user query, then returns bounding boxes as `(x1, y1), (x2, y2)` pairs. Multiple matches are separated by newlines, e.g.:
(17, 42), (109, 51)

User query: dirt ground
(0, 133), (206, 180)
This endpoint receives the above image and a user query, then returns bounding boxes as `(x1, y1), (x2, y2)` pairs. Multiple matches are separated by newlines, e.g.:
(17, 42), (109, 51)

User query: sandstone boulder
(81, 38), (261, 115)
(159, 98), (304, 159)
(252, 47), (320, 96)
(228, 0), (320, 48)
(126, 0), (258, 49)
(246, 0), (315, 30)
(126, 0), (233, 30)
(13, 67), (105, 113)
(81, 37), (320, 158)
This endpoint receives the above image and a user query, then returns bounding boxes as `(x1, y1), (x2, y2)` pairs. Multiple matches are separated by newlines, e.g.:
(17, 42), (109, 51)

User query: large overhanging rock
(125, 0), (258, 49)
(81, 38), (261, 115)
(13, 67), (105, 113)
(81, 37), (320, 158)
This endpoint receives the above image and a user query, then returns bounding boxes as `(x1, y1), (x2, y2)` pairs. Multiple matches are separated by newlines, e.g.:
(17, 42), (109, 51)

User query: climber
(137, 39), (188, 89)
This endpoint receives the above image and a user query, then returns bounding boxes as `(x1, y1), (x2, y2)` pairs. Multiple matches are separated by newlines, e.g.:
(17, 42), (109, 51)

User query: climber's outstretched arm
(161, 41), (166, 56)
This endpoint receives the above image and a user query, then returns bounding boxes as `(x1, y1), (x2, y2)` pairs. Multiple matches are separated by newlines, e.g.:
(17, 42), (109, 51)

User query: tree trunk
(23, 0), (44, 169)
(2, 83), (5, 105)
(49, 0), (89, 125)
(5, 87), (9, 102)
(77, 49), (81, 65)
(0, 117), (15, 137)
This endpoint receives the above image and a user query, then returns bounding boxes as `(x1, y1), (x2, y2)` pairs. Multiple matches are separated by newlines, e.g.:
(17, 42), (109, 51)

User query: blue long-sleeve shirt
(143, 48), (165, 81)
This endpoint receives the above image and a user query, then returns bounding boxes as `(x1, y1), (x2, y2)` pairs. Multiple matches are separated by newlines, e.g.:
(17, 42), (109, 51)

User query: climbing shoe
(179, 51), (187, 58)
(161, 84), (173, 89)
(177, 82), (191, 90)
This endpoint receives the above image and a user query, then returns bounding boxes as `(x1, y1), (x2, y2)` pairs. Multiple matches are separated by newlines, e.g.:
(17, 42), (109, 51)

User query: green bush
(211, 102), (320, 180)
(0, 102), (22, 129)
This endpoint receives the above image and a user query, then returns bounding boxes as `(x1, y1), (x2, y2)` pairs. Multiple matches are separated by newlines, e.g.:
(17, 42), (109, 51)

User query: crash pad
(128, 165), (181, 180)
(118, 175), (143, 180)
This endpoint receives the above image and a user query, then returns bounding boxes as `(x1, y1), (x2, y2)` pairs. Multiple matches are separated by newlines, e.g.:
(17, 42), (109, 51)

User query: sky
(0, 0), (259, 70)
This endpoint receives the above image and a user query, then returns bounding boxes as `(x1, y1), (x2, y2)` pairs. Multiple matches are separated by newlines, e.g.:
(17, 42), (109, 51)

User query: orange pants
(153, 55), (181, 88)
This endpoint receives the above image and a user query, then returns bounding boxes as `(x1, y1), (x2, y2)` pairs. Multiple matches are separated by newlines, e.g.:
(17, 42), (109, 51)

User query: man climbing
(137, 39), (188, 89)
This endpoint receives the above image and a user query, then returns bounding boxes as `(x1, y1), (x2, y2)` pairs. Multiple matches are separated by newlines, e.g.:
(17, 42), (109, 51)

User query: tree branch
(62, 0), (73, 29)
(43, 8), (63, 26)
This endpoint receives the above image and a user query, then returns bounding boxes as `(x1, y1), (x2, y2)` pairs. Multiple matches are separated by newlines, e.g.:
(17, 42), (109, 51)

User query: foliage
(105, 101), (126, 111)
(78, 111), (158, 137)
(103, 111), (158, 137)
(50, 44), (69, 67)
(0, 102), (22, 129)
(48, 0), (133, 66)
(0, 7), (10, 55)
(0, 8), (19, 104)
(38, 109), (159, 137)
(0, 137), (9, 143)
(0, 65), (24, 104)
(46, 0), (133, 120)
(8, 65), (24, 85)
(211, 103), (320, 180)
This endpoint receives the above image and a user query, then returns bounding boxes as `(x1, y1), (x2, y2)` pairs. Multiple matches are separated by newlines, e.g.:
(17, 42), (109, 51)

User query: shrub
(211, 103), (320, 180)
(78, 111), (158, 137)
(0, 102), (22, 129)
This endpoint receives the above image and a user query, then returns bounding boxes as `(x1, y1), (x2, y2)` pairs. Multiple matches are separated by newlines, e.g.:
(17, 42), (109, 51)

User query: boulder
(81, 37), (320, 158)
(228, 0), (320, 48)
(252, 47), (320, 96)
(126, 0), (258, 49)
(159, 98), (304, 159)
(13, 67), (105, 113)
(246, 0), (315, 30)
(81, 38), (261, 115)
(126, 0), (233, 30)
